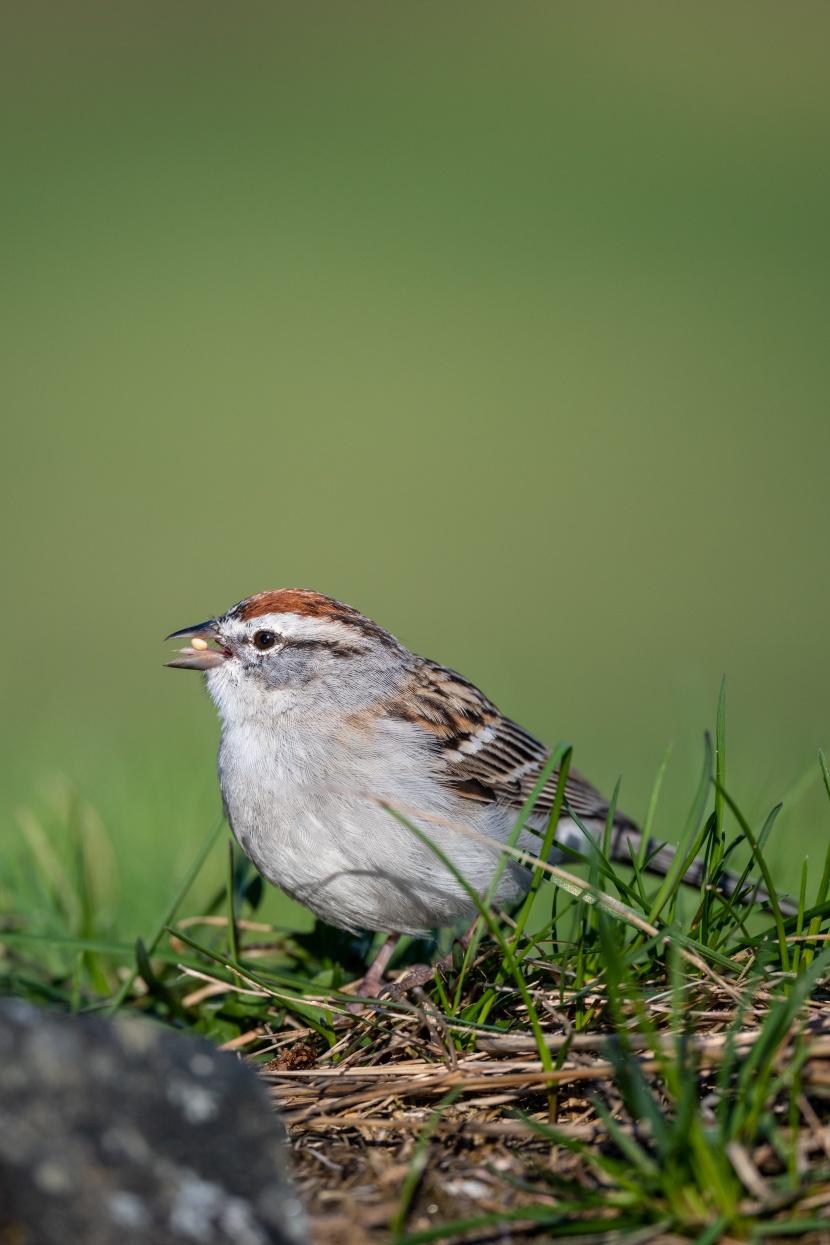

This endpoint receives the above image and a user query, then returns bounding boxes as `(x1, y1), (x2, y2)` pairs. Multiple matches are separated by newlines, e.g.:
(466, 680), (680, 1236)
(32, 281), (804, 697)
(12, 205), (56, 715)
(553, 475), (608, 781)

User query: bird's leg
(382, 920), (479, 1001)
(350, 932), (401, 1000)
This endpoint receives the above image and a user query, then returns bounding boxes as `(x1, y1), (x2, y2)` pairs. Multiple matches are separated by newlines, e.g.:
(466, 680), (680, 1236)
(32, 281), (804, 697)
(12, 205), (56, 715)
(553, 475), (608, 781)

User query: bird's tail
(605, 818), (797, 919)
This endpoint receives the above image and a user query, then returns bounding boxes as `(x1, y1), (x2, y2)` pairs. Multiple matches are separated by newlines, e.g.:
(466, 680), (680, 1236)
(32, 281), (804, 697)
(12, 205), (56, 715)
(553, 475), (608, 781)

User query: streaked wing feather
(386, 656), (796, 912)
(389, 658), (618, 824)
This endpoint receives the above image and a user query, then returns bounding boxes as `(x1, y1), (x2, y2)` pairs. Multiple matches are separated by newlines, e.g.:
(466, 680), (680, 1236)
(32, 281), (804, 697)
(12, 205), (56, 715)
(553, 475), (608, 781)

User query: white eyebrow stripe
(247, 612), (365, 646)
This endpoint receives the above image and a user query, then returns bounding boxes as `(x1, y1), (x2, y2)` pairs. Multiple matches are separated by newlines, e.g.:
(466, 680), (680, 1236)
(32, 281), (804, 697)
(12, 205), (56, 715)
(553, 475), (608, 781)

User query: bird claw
(380, 962), (441, 1000)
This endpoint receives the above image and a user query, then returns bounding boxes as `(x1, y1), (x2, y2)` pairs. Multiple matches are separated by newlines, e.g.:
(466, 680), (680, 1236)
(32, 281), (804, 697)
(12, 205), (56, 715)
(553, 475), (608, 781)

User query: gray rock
(0, 998), (306, 1245)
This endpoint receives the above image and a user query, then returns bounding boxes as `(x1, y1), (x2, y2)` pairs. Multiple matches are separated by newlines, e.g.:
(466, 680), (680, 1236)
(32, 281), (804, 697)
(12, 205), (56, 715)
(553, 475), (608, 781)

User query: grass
(5, 691), (830, 1243)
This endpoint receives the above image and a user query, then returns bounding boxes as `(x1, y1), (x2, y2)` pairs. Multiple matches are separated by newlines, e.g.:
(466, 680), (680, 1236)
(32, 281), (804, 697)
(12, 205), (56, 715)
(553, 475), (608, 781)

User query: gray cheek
(260, 649), (317, 689)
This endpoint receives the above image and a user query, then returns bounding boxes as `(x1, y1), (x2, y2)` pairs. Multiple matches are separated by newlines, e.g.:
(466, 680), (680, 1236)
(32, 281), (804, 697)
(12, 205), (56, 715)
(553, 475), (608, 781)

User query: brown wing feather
(386, 656), (796, 914)
(388, 658), (618, 824)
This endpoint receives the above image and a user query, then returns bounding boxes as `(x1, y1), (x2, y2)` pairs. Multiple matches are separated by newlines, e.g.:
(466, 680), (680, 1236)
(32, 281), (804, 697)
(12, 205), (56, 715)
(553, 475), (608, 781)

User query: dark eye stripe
(282, 638), (363, 657)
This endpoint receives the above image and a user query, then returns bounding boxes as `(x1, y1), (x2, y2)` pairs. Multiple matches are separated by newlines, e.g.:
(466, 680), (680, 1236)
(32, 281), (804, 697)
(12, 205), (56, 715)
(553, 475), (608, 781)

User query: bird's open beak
(165, 619), (229, 670)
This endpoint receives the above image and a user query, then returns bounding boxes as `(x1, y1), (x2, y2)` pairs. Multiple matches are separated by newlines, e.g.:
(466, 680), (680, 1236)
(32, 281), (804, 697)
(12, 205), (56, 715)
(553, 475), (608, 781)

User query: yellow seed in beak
(191, 636), (209, 651)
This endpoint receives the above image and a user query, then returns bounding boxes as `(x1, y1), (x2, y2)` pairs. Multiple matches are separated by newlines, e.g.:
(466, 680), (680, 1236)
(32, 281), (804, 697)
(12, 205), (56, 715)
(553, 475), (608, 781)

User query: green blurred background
(2, 2), (829, 935)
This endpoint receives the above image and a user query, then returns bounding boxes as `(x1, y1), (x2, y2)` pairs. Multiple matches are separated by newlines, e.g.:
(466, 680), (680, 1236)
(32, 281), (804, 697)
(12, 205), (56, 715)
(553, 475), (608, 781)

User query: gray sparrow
(167, 590), (792, 990)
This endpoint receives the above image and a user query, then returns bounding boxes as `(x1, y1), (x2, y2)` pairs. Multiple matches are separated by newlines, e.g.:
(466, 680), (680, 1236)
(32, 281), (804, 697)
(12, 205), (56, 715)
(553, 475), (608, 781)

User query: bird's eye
(253, 630), (278, 651)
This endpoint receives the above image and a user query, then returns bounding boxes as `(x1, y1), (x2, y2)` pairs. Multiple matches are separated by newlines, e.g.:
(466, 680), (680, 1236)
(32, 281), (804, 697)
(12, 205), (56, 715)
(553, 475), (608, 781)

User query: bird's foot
(380, 922), (479, 1001)
(381, 958), (446, 1001)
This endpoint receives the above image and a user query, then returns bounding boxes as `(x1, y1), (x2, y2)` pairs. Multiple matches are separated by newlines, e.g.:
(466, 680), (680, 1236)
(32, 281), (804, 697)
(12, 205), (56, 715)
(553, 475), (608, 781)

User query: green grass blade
(648, 732), (713, 924)
(603, 773), (621, 861)
(510, 747), (572, 946)
(803, 750), (830, 966)
(482, 741), (570, 912)
(715, 675), (726, 846)
(226, 838), (239, 965)
(0, 932), (136, 955)
(638, 741), (673, 869)
(104, 811), (226, 1016)
(714, 786), (789, 972)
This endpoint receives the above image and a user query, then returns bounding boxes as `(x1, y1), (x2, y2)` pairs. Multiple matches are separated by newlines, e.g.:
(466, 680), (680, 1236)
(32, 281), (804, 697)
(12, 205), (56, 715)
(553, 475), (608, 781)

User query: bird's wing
(386, 658), (797, 912)
(387, 658), (616, 824)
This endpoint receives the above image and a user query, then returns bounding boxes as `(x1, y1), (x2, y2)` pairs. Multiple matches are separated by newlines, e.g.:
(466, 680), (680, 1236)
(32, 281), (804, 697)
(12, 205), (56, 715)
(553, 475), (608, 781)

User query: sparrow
(166, 590), (792, 991)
